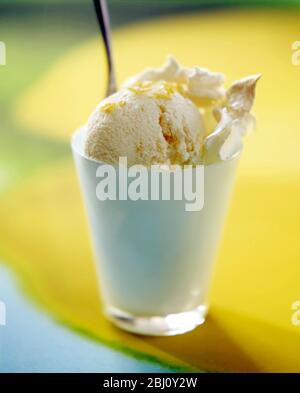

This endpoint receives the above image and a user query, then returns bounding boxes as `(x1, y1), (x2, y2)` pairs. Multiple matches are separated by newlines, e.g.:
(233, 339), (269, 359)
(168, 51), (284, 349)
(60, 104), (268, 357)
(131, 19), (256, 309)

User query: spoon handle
(93, 0), (117, 97)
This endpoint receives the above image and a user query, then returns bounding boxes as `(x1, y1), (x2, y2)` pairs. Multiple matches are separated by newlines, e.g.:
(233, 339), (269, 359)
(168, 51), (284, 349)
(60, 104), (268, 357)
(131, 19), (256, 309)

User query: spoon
(93, 0), (117, 97)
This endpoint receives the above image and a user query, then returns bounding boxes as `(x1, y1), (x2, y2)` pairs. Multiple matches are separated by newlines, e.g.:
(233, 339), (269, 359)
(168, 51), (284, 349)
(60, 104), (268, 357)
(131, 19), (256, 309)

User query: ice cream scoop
(84, 81), (205, 166)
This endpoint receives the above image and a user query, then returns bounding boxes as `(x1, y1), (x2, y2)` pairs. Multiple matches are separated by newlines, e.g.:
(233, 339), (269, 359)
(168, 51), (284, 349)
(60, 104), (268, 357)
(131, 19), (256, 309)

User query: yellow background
(1, 8), (300, 372)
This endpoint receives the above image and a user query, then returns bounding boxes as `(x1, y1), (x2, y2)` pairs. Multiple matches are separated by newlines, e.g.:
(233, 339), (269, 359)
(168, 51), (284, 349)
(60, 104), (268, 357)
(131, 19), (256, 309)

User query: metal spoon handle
(93, 0), (117, 97)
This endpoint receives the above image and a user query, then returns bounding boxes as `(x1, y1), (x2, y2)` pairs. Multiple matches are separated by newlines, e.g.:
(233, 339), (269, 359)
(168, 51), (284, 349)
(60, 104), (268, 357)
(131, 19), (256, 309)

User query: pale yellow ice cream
(85, 81), (205, 166)
(84, 56), (260, 166)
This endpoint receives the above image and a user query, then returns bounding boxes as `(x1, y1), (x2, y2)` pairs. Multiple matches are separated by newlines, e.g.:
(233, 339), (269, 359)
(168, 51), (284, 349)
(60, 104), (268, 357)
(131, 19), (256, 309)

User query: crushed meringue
(204, 75), (260, 162)
(123, 56), (225, 104)
(185, 67), (225, 101)
(122, 56), (260, 163)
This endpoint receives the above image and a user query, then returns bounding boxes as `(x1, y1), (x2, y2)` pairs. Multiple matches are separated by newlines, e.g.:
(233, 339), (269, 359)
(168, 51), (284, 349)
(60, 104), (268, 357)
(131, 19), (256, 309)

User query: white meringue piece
(185, 67), (225, 100)
(227, 74), (261, 114)
(204, 74), (260, 162)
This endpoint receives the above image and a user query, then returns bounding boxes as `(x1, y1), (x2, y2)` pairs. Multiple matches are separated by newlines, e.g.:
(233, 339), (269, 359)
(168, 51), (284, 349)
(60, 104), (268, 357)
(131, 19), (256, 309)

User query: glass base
(105, 305), (208, 336)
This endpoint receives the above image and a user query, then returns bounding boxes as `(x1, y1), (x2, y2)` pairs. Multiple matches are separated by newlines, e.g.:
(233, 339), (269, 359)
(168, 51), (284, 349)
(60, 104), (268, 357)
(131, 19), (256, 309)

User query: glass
(71, 128), (240, 336)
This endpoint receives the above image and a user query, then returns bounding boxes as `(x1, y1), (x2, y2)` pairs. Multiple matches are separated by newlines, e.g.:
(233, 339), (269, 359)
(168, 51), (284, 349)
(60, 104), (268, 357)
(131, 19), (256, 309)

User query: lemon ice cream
(85, 81), (205, 166)
(84, 57), (260, 166)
